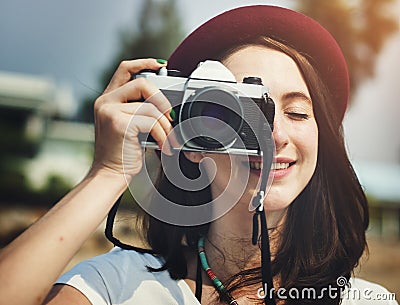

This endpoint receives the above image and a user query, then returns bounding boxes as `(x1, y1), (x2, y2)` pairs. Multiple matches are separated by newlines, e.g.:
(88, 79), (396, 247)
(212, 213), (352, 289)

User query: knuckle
(143, 102), (158, 115)
(133, 76), (148, 88)
(118, 60), (130, 71)
(93, 98), (104, 115)
(95, 102), (114, 119)
(94, 95), (104, 111)
(93, 96), (104, 113)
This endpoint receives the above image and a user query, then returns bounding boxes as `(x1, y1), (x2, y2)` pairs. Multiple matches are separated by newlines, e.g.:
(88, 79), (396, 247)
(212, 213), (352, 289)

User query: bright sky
(0, 0), (399, 165)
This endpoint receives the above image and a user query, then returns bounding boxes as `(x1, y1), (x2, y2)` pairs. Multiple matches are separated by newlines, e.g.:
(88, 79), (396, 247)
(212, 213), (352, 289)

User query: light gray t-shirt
(57, 247), (398, 305)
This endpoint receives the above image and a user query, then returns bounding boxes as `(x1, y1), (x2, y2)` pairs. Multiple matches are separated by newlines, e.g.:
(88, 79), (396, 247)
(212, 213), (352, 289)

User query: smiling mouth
(248, 161), (296, 170)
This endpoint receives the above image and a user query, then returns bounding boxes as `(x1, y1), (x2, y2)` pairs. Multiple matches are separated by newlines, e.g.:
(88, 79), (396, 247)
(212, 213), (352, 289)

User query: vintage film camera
(136, 60), (275, 156)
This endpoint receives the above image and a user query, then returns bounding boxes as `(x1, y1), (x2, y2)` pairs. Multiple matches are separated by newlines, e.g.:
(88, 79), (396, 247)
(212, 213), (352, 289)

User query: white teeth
(249, 162), (291, 170)
(271, 162), (290, 170)
(249, 161), (262, 170)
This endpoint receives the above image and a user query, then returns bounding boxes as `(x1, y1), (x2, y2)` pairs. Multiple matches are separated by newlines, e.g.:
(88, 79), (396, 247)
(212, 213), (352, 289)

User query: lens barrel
(180, 87), (243, 149)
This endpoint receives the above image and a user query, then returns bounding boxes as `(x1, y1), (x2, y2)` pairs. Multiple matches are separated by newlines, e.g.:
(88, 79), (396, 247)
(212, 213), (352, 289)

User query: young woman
(0, 5), (397, 305)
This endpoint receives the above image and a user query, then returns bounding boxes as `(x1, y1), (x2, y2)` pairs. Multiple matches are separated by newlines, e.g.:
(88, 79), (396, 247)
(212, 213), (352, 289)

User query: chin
(263, 194), (293, 212)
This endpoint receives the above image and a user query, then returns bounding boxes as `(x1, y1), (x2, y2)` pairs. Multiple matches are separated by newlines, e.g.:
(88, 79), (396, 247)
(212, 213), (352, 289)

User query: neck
(204, 204), (285, 282)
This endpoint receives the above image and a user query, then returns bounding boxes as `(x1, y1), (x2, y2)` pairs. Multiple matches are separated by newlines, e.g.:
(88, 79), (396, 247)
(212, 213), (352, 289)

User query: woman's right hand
(89, 58), (175, 181)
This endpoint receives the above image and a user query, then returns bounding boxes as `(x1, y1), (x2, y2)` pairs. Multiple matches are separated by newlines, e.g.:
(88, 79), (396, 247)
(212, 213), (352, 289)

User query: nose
(272, 115), (289, 151)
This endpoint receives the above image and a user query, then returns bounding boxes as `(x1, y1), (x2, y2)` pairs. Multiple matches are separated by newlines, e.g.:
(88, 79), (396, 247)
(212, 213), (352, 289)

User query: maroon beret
(168, 5), (349, 119)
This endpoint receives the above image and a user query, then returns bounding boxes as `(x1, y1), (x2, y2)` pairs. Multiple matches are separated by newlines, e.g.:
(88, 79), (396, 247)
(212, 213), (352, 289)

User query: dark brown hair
(140, 37), (369, 304)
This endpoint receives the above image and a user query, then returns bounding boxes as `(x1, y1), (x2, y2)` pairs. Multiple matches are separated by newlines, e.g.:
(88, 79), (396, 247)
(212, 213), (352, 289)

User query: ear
(183, 151), (204, 163)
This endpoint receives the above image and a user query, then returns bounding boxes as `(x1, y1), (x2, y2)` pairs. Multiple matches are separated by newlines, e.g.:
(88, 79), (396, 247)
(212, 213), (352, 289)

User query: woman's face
(200, 46), (318, 212)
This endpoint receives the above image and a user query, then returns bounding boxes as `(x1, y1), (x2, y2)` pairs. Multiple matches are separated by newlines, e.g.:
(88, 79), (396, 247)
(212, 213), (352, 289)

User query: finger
(121, 102), (180, 149)
(126, 114), (172, 155)
(105, 78), (174, 120)
(119, 102), (173, 136)
(104, 58), (167, 94)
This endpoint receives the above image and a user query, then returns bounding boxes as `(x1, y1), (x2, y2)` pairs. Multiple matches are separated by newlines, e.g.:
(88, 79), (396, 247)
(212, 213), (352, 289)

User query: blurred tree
(77, 0), (184, 122)
(297, 0), (398, 100)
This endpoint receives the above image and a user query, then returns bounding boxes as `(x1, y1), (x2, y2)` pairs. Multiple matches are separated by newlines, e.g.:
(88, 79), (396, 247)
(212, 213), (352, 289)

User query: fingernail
(169, 108), (176, 121)
(157, 58), (167, 64)
(161, 139), (173, 156)
(167, 130), (180, 150)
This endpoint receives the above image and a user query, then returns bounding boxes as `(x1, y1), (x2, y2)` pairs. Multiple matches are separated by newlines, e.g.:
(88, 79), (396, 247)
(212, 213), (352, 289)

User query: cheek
(296, 122), (318, 167)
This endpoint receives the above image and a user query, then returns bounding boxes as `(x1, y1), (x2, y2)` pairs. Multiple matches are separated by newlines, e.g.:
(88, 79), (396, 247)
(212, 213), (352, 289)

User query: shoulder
(56, 248), (164, 304)
(341, 278), (398, 305)
(56, 248), (199, 305)
(58, 247), (165, 289)
(76, 246), (165, 275)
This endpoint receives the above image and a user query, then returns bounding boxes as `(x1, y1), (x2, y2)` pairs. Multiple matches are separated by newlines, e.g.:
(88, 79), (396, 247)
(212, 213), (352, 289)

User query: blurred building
(0, 71), (93, 203)
(0, 71), (58, 158)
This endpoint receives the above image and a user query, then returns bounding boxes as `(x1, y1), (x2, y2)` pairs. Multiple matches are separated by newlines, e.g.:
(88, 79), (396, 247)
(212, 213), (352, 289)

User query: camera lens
(181, 87), (243, 149)
(200, 102), (229, 130)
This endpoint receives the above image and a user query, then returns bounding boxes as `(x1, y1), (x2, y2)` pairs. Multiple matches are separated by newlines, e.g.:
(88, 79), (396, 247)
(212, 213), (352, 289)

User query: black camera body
(136, 60), (274, 156)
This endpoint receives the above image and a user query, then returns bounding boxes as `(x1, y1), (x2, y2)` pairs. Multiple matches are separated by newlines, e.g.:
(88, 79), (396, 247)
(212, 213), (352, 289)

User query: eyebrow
(281, 91), (312, 105)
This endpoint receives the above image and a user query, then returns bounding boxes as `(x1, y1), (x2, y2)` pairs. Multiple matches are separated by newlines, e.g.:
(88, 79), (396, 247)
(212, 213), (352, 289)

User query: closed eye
(286, 112), (310, 120)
